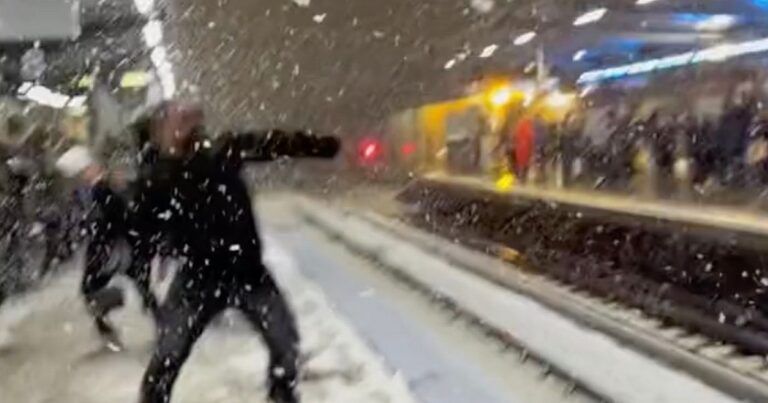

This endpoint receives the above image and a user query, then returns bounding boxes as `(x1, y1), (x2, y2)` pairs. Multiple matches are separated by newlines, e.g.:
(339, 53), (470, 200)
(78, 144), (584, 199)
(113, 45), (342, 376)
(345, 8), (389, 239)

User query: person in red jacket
(514, 117), (535, 181)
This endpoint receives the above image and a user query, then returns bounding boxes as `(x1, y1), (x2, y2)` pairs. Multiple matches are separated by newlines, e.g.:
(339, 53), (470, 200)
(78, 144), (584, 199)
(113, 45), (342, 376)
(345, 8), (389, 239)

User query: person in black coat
(56, 143), (161, 351)
(133, 102), (340, 403)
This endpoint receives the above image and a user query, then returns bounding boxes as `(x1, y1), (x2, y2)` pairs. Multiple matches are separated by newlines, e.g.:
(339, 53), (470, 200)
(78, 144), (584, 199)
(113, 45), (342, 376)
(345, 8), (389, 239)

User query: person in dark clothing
(84, 179), (159, 348)
(133, 103), (340, 403)
(717, 93), (756, 186)
(56, 144), (161, 351)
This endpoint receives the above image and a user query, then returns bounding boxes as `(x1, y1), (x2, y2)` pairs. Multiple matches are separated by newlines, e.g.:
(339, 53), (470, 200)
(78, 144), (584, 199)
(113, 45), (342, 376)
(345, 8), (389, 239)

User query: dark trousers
(139, 259), (300, 403)
(82, 236), (158, 338)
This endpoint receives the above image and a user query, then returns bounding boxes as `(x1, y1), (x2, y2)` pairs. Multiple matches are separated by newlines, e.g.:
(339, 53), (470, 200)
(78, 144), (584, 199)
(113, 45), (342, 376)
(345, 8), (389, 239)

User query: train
(351, 77), (579, 184)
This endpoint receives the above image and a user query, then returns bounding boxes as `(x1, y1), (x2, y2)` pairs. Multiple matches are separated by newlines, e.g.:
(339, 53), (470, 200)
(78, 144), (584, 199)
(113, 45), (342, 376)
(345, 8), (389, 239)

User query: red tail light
(401, 142), (417, 156)
(358, 138), (383, 164)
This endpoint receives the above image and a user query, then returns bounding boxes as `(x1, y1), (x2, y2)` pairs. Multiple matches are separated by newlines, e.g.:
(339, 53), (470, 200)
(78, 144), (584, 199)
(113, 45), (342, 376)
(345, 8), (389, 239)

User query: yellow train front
(379, 77), (580, 184)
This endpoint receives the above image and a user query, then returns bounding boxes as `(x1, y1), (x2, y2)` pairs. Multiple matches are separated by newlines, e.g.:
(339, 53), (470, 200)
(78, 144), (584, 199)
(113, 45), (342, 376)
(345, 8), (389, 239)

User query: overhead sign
(0, 0), (80, 40)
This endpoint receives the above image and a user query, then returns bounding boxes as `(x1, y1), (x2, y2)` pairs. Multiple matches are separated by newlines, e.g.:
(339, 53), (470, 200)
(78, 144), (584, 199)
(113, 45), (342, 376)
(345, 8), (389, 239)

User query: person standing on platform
(56, 142), (160, 351)
(133, 102), (340, 403)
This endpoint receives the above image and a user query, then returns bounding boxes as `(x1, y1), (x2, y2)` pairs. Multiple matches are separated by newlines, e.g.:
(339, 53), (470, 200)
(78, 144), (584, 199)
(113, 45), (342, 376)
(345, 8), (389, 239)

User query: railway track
(298, 196), (768, 403)
(363, 212), (768, 402)
(296, 199), (756, 402)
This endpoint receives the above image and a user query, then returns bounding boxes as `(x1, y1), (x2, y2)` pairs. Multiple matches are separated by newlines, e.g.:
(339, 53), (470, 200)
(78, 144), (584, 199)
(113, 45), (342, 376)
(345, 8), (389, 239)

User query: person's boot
(269, 381), (299, 403)
(95, 316), (124, 352)
(90, 287), (126, 352)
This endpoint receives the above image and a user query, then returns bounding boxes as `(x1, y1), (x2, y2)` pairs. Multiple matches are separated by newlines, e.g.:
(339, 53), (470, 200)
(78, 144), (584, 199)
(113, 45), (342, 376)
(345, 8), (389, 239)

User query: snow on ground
(0, 236), (417, 403)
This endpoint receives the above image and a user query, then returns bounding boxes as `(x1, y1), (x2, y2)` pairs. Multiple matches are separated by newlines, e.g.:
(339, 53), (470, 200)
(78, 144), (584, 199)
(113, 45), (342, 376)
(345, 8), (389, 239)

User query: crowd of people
(1, 101), (341, 403)
(0, 116), (85, 302)
(506, 90), (768, 204)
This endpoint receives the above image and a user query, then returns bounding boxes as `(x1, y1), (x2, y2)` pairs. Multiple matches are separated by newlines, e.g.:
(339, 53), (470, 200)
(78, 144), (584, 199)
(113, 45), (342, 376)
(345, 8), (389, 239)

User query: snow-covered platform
(0, 235), (416, 403)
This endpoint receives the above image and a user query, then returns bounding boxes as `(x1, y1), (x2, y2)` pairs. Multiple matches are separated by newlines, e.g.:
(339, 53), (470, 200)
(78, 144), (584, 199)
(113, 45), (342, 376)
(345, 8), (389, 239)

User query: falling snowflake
(313, 13), (327, 23)
(479, 44), (498, 58)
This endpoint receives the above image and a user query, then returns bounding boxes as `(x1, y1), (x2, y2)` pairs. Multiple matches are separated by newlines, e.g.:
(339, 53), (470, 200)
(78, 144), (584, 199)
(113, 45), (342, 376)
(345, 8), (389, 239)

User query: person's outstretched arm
(219, 129), (341, 163)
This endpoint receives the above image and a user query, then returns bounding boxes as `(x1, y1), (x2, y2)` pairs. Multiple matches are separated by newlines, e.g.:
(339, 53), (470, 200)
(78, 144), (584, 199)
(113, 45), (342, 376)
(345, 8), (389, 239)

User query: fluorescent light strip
(142, 20), (163, 47)
(67, 95), (87, 108)
(133, 0), (155, 15)
(151, 46), (167, 67)
(21, 85), (71, 108)
(17, 82), (34, 95)
(577, 36), (768, 83)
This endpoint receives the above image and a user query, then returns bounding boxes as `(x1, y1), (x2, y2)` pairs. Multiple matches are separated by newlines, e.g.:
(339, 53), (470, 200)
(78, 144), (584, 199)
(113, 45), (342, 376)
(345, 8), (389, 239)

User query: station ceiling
(165, 0), (768, 131)
(3, 0), (768, 131)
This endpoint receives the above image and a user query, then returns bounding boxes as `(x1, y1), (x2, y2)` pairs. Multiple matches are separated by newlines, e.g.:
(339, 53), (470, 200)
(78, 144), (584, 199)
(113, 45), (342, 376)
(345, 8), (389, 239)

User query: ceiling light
(577, 36), (768, 84)
(24, 86), (70, 108)
(636, 0), (660, 5)
(514, 31), (536, 46)
(67, 96), (87, 108)
(17, 82), (34, 95)
(142, 20), (163, 47)
(695, 14), (737, 31)
(574, 8), (607, 26)
(151, 46), (167, 67)
(489, 86), (514, 107)
(133, 0), (155, 15)
(161, 77), (176, 99)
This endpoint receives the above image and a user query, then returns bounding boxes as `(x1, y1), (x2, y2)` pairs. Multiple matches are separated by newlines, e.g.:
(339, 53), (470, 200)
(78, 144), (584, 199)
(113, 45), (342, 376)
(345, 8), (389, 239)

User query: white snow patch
(261, 235), (418, 403)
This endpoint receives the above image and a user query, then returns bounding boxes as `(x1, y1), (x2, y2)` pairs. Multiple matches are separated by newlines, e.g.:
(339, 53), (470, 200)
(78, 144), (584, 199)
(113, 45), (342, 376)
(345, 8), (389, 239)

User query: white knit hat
(55, 145), (95, 178)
